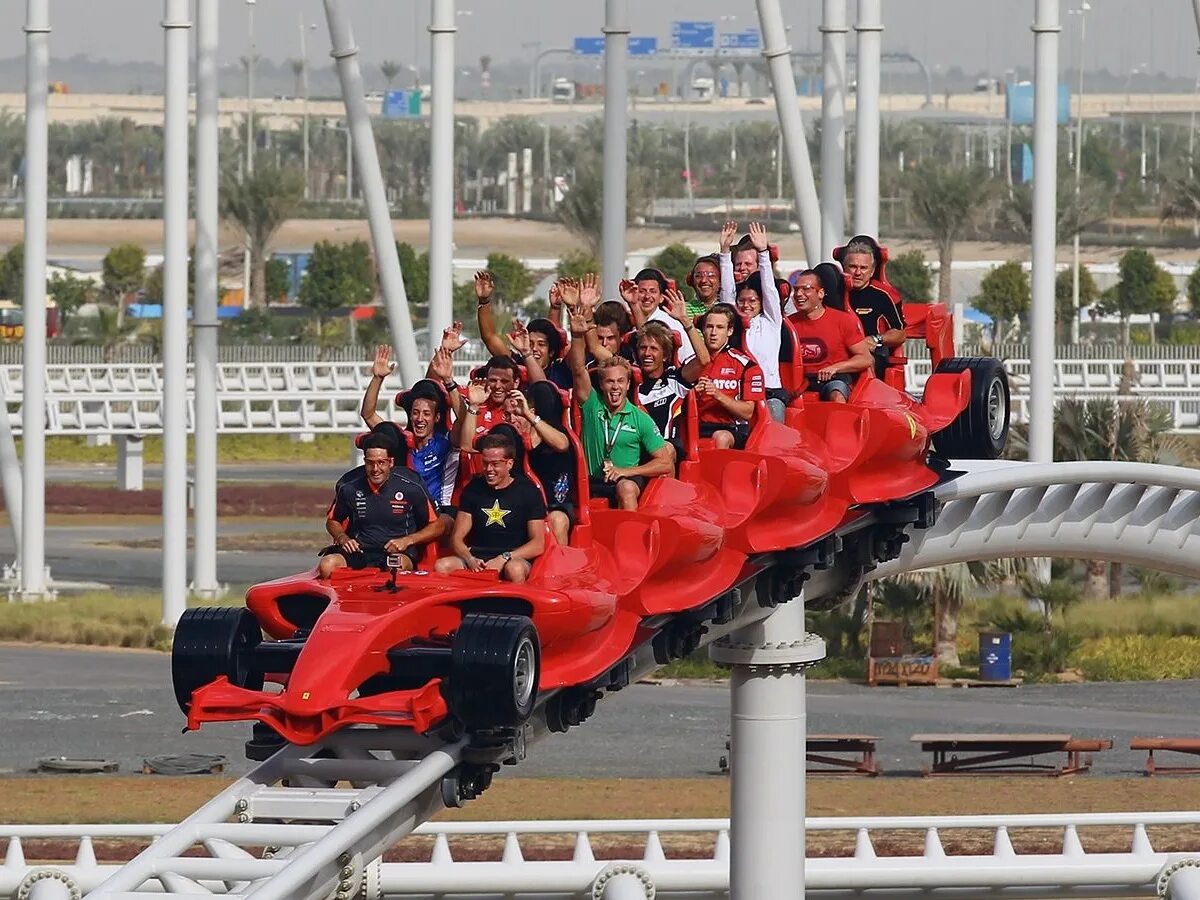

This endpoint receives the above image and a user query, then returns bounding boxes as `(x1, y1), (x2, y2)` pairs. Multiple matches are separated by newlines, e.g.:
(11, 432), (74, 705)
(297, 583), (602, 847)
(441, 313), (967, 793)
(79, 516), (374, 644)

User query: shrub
(1072, 635), (1200, 681)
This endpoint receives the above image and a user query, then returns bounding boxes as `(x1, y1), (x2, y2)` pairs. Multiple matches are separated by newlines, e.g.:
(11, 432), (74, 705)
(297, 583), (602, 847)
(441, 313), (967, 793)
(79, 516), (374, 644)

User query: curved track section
(872, 461), (1200, 580)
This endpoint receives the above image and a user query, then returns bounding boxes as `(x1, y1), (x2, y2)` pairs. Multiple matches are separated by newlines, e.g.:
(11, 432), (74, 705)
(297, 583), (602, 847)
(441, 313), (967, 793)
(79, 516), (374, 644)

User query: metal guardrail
(4, 812), (1199, 898)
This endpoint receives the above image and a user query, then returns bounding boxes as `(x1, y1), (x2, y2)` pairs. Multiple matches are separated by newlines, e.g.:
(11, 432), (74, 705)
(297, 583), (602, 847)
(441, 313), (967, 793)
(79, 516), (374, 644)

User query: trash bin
(978, 631), (1012, 682)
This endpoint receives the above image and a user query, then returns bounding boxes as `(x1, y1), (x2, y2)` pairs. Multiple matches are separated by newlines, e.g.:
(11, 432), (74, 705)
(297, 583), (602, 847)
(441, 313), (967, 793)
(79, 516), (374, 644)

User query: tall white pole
(1069, 4), (1086, 345)
(243, 0), (255, 307)
(20, 0), (49, 599)
(853, 0), (882, 237)
(711, 596), (825, 900)
(756, 0), (822, 265)
(300, 13), (312, 200)
(1029, 0), (1060, 464)
(191, 0), (220, 599)
(324, 0), (422, 385)
(161, 0), (191, 625)
(601, 0), (630, 295)
(820, 0), (848, 259)
(428, 0), (456, 343)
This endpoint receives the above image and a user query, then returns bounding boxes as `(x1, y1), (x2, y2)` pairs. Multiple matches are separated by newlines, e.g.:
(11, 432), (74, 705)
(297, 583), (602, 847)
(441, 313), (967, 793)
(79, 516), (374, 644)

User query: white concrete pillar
(117, 435), (145, 492)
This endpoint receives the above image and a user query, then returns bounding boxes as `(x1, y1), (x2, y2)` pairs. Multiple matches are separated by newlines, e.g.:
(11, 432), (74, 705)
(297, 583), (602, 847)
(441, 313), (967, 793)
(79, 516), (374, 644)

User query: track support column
(601, 0), (630, 295)
(820, 0), (848, 258)
(853, 0), (883, 237)
(711, 595), (826, 900)
(427, 0), (456, 344)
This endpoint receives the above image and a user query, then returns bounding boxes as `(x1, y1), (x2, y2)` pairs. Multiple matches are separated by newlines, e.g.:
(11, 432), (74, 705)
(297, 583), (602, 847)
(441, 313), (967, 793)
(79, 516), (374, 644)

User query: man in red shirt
(452, 355), (520, 448)
(684, 303), (765, 449)
(788, 268), (874, 403)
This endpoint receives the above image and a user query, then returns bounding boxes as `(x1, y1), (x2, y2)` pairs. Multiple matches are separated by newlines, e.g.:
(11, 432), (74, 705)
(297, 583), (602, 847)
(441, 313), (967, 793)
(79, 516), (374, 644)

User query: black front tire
(172, 607), (264, 713)
(444, 613), (540, 730)
(931, 357), (1010, 459)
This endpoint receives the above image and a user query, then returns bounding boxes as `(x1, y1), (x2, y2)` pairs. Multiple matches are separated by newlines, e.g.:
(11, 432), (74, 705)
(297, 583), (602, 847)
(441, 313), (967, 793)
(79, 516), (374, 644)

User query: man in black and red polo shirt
(319, 432), (442, 578)
(686, 303), (765, 450)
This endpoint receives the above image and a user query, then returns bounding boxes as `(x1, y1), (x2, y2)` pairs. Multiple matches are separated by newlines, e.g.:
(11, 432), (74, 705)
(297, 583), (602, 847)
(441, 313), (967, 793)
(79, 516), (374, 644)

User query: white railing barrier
(2, 812), (1198, 898)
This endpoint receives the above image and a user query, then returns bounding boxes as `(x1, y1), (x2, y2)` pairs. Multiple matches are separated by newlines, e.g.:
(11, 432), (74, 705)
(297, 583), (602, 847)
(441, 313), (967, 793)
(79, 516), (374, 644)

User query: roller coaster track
(80, 460), (1200, 899)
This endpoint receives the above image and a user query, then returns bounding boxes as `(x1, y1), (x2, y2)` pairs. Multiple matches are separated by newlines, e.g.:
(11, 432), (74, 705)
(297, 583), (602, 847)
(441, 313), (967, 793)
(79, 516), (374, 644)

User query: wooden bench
(911, 733), (1112, 776)
(1131, 737), (1200, 776)
(719, 734), (881, 776)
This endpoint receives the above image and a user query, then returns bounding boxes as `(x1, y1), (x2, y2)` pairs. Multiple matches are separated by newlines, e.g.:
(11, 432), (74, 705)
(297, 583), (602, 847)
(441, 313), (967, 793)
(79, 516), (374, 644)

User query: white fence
(2, 357), (1200, 435)
(3, 812), (1199, 898)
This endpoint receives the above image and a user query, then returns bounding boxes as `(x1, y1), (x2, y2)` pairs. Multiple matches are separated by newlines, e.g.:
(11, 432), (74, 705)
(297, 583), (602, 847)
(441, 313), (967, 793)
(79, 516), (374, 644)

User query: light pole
(300, 15), (316, 199)
(1068, 1), (1089, 344)
(1120, 62), (1146, 147)
(243, 0), (256, 307)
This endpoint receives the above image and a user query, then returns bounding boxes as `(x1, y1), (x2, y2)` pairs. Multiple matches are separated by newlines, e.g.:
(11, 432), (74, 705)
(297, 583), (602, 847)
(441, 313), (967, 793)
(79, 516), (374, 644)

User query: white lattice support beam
(872, 461), (1200, 581)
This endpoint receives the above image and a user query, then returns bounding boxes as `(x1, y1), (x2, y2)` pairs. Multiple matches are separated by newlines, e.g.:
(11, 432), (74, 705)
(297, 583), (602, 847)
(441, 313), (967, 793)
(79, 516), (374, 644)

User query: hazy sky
(1, 0), (1197, 79)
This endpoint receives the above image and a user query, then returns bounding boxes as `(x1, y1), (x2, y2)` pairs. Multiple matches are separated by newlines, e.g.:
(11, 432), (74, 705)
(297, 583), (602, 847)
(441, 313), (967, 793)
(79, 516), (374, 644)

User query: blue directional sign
(720, 29), (762, 51)
(572, 36), (605, 56)
(671, 20), (715, 53)
(382, 90), (421, 119)
(628, 36), (659, 56)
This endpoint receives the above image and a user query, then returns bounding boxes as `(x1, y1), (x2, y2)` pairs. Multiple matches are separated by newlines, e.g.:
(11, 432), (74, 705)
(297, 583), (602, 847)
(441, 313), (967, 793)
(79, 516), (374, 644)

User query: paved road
(0, 646), (1196, 780)
(46, 463), (346, 486)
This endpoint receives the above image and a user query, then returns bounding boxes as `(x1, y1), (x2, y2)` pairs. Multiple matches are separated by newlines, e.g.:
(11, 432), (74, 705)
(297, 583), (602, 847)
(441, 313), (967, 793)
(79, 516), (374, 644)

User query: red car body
(183, 303), (988, 745)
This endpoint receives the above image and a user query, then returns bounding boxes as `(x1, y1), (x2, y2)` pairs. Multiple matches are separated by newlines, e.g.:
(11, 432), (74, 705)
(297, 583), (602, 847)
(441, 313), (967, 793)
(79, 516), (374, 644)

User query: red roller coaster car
(173, 301), (1009, 750)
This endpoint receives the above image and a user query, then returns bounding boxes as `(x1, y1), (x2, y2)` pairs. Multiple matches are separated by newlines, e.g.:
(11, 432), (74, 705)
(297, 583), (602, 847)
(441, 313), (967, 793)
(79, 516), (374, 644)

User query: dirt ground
(5, 775), (1200, 862)
(8, 217), (1194, 266)
(0, 484), (329, 518)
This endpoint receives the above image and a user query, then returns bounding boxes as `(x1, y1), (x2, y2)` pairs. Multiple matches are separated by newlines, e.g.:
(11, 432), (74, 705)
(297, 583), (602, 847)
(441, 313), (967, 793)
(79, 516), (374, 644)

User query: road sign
(572, 36), (605, 56)
(629, 36), (658, 56)
(382, 90), (421, 119)
(719, 29), (761, 52)
(671, 20), (715, 54)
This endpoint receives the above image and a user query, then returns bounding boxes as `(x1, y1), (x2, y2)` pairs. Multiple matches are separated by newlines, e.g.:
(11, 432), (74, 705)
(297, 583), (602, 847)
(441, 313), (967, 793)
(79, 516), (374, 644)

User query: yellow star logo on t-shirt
(482, 499), (512, 527)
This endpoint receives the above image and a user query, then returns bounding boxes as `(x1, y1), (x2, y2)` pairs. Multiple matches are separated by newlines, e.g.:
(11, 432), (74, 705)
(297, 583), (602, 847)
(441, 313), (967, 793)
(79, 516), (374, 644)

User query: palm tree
(221, 166), (305, 308)
(905, 162), (995, 303)
(380, 60), (402, 92)
(557, 152), (647, 257)
(290, 59), (305, 99)
(896, 559), (1022, 667)
(1159, 169), (1200, 237)
(1001, 178), (1107, 244)
(80, 305), (140, 362)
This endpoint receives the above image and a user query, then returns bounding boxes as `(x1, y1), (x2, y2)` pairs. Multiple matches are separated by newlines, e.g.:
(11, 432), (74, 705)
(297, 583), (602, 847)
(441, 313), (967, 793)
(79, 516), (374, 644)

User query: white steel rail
(873, 461), (1200, 580)
(6, 813), (1200, 898)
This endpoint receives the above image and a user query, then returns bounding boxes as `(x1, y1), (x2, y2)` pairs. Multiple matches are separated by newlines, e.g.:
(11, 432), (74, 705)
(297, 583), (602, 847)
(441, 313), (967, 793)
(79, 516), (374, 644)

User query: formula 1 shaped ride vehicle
(172, 298), (1009, 752)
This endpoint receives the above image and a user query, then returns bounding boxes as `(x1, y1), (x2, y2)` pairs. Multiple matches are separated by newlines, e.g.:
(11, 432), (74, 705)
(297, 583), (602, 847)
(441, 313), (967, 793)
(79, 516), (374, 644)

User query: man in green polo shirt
(569, 309), (676, 510)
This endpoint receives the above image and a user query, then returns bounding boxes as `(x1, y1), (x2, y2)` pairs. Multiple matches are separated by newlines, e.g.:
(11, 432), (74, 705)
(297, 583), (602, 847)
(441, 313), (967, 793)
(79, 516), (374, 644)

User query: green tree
(905, 162), (994, 303)
(76, 304), (140, 362)
(221, 166), (304, 308)
(1187, 262), (1200, 317)
(1054, 265), (1098, 342)
(298, 239), (376, 336)
(485, 252), (534, 306)
(1097, 248), (1176, 344)
(264, 257), (291, 303)
(556, 154), (647, 256)
(0, 244), (24, 300)
(101, 242), (146, 301)
(395, 241), (430, 316)
(972, 260), (1030, 345)
(886, 250), (934, 302)
(556, 250), (600, 280)
(141, 252), (196, 305)
(47, 271), (91, 327)
(648, 243), (700, 293)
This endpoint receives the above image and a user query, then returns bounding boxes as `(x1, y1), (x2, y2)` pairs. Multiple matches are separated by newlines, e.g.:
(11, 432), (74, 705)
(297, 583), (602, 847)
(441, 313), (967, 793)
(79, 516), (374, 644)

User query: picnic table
(1131, 737), (1200, 775)
(719, 734), (881, 776)
(911, 733), (1112, 776)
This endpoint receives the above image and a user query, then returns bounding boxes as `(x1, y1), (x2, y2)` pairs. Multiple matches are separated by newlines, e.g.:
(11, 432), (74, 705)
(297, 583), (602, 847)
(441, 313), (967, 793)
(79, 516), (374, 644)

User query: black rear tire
(931, 357), (1010, 459)
(172, 607), (264, 713)
(444, 613), (540, 730)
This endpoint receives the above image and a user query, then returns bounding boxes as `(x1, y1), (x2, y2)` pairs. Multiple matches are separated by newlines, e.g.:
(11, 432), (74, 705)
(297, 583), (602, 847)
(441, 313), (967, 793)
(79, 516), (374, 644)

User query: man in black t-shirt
(319, 433), (442, 578)
(836, 235), (906, 377)
(435, 432), (546, 584)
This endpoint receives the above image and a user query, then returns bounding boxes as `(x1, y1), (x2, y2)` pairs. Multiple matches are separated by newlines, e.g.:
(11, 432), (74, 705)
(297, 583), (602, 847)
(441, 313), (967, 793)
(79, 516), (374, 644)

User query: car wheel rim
(512, 637), (536, 710)
(987, 377), (1007, 441)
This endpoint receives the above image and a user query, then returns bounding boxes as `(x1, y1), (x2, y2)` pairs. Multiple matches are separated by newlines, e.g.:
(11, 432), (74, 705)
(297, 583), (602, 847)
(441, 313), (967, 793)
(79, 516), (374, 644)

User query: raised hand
(569, 311), (592, 337)
(720, 220), (739, 252)
(548, 282), (563, 311)
(474, 270), (495, 304)
(662, 288), (689, 324)
(428, 347), (454, 382)
(508, 318), (531, 355)
(466, 379), (488, 406)
(370, 345), (394, 379)
(559, 277), (582, 311)
(748, 221), (769, 252)
(618, 278), (638, 305)
(440, 321), (467, 354)
(579, 272), (601, 312)
(508, 389), (534, 421)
